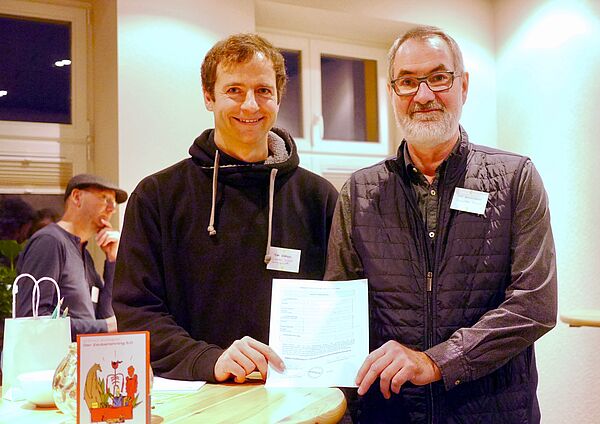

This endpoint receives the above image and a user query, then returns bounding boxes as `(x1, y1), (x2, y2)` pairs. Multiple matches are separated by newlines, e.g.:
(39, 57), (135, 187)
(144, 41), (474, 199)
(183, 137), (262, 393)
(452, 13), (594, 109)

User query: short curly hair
(201, 33), (287, 103)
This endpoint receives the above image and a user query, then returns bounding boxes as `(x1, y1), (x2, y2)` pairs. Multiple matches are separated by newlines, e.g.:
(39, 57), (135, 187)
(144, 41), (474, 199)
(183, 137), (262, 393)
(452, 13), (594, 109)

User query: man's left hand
(96, 218), (120, 262)
(355, 340), (442, 399)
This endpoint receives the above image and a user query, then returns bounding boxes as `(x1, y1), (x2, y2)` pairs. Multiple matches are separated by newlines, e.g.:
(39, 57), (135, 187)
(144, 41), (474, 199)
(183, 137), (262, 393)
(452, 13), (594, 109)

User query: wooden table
(0, 381), (347, 423)
(560, 308), (600, 327)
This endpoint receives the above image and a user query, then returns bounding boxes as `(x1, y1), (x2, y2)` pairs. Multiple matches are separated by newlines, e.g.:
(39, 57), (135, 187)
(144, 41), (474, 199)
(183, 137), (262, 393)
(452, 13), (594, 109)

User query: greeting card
(77, 332), (150, 424)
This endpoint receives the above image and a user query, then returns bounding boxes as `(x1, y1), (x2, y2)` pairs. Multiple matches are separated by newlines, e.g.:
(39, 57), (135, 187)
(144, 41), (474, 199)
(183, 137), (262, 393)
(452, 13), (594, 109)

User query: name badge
(266, 246), (301, 273)
(91, 286), (99, 303)
(450, 187), (489, 215)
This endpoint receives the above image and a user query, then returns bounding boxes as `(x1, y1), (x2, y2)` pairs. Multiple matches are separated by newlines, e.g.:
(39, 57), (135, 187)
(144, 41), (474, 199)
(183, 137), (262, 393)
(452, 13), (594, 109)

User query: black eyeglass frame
(390, 71), (462, 97)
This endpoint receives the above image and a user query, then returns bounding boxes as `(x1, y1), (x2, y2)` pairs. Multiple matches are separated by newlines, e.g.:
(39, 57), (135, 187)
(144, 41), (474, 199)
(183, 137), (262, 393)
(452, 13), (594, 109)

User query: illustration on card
(83, 357), (140, 423)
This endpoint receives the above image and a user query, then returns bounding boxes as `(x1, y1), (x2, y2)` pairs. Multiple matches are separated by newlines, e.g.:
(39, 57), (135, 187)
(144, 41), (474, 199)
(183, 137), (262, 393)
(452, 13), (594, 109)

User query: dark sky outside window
(0, 14), (71, 124)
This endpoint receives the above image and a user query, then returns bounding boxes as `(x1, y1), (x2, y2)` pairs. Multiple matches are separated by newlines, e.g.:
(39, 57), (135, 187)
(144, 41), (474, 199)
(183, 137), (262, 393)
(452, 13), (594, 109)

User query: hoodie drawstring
(207, 151), (278, 264)
(207, 150), (220, 236)
(264, 168), (278, 264)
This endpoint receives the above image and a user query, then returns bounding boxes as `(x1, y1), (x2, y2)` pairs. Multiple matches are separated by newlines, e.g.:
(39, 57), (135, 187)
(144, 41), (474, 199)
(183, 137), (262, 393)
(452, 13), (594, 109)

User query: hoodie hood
(188, 126), (301, 262)
(188, 126), (300, 186)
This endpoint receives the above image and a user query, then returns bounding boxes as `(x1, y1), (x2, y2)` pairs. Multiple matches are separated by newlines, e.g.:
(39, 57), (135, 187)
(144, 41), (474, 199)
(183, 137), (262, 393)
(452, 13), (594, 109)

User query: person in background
(0, 196), (35, 243)
(326, 25), (557, 423)
(29, 207), (60, 236)
(113, 33), (338, 384)
(15, 174), (128, 339)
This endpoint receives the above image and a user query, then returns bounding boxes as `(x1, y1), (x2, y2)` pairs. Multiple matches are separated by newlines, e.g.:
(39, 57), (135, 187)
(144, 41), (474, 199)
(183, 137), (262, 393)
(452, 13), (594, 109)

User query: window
(265, 32), (390, 157)
(278, 50), (303, 138)
(0, 14), (72, 124)
(0, 0), (89, 194)
(320, 54), (379, 142)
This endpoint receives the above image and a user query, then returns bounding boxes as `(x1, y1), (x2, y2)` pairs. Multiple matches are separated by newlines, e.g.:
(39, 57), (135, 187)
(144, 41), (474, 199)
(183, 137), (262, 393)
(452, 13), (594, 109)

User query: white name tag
(91, 286), (99, 303)
(450, 187), (489, 215)
(266, 246), (301, 273)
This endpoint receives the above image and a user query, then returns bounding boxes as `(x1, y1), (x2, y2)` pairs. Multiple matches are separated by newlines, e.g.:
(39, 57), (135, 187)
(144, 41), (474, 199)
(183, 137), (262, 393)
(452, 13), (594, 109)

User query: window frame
(0, 0), (89, 194)
(262, 31), (390, 157)
(0, 0), (89, 141)
(309, 39), (389, 155)
(265, 32), (312, 152)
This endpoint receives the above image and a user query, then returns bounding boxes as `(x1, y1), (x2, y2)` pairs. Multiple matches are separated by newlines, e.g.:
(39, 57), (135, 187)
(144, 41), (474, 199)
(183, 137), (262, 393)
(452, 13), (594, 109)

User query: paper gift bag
(1, 273), (71, 401)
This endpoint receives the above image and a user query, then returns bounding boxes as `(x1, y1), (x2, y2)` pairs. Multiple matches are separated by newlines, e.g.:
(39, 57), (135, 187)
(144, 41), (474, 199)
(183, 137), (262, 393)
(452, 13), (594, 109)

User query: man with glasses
(326, 25), (556, 423)
(16, 174), (128, 339)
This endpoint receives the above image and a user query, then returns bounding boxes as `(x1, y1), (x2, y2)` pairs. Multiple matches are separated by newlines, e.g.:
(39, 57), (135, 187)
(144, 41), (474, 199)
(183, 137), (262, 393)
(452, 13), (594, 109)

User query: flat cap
(64, 174), (128, 204)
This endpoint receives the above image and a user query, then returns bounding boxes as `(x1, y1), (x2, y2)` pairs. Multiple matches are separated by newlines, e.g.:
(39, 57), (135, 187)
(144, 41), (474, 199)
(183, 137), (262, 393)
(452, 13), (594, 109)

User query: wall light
(517, 2), (596, 50)
(0, 90), (8, 97)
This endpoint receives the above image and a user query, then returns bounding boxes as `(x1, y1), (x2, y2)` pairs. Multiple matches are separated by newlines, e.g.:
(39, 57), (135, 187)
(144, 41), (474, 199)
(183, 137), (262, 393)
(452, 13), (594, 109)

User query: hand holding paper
(266, 279), (368, 388)
(214, 336), (285, 383)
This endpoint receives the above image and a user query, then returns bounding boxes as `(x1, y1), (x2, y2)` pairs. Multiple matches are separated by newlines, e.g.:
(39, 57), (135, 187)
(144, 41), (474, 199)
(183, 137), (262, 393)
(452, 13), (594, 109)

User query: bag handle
(12, 273), (61, 319)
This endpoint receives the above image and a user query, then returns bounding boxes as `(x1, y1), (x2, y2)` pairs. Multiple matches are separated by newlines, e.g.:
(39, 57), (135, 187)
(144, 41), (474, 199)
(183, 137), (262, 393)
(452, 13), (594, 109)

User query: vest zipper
(398, 158), (437, 424)
(427, 163), (450, 424)
(426, 270), (434, 424)
(410, 189), (434, 424)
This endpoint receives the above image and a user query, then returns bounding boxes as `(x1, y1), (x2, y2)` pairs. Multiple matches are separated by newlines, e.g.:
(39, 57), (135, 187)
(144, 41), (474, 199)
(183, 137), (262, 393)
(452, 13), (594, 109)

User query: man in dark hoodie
(113, 34), (338, 384)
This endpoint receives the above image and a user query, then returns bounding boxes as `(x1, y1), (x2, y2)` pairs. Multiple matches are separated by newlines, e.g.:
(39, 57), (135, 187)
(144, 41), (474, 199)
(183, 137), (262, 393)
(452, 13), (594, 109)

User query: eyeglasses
(390, 71), (461, 96)
(82, 189), (117, 209)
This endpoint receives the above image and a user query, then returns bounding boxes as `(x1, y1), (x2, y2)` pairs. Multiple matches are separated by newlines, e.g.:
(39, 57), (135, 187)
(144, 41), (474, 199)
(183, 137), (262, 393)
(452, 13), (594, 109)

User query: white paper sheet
(266, 278), (368, 388)
(152, 377), (206, 392)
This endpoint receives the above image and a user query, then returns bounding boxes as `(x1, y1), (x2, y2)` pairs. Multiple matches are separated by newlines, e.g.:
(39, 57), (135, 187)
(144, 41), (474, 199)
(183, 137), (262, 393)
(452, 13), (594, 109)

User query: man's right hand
(355, 340), (441, 399)
(105, 315), (118, 332)
(214, 336), (285, 383)
(96, 219), (120, 262)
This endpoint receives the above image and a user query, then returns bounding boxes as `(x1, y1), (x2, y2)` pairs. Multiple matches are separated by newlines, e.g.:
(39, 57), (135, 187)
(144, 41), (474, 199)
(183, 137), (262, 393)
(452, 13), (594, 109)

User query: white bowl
(17, 369), (56, 407)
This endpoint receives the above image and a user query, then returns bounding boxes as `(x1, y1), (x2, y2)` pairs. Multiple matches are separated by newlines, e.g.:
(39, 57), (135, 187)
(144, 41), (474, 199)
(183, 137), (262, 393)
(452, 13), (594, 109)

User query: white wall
(262, 0), (498, 148)
(117, 0), (255, 198)
(113, 1), (599, 421)
(116, 0), (497, 187)
(495, 0), (600, 422)
(348, 0), (498, 149)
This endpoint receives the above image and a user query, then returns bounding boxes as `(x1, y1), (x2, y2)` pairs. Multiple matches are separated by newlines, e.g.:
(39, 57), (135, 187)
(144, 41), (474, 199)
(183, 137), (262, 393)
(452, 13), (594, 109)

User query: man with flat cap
(16, 174), (128, 339)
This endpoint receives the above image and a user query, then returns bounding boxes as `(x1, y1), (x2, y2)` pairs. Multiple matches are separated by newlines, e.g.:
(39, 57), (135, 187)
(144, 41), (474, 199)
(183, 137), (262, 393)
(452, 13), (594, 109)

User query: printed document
(266, 278), (368, 388)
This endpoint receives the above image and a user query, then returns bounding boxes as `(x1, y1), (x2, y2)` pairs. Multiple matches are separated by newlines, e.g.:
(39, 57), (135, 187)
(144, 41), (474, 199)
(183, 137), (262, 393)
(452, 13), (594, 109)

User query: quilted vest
(349, 134), (539, 423)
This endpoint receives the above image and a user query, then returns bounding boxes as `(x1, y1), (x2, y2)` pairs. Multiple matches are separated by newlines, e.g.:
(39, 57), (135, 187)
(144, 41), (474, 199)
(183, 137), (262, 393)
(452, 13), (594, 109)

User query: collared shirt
(403, 139), (461, 247)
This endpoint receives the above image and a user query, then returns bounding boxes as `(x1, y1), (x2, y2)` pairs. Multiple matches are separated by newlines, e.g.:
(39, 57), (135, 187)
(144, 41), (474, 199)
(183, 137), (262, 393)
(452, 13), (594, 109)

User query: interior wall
(261, 0), (498, 149)
(116, 0), (255, 201)
(91, 0), (117, 177)
(348, 0), (498, 149)
(108, 1), (596, 422)
(91, 0), (119, 223)
(495, 0), (600, 423)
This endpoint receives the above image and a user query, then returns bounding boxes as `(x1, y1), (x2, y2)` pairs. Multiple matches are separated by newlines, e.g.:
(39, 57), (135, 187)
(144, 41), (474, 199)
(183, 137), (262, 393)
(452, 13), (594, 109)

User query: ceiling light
(54, 59), (71, 67)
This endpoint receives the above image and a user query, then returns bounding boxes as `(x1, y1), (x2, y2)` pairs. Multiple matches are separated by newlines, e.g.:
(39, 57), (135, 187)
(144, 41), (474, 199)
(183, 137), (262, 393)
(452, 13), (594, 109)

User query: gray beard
(396, 105), (459, 149)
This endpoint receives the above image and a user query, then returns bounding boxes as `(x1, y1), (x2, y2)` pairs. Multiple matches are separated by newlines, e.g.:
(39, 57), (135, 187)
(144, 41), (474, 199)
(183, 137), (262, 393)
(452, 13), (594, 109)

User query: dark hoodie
(113, 128), (338, 382)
